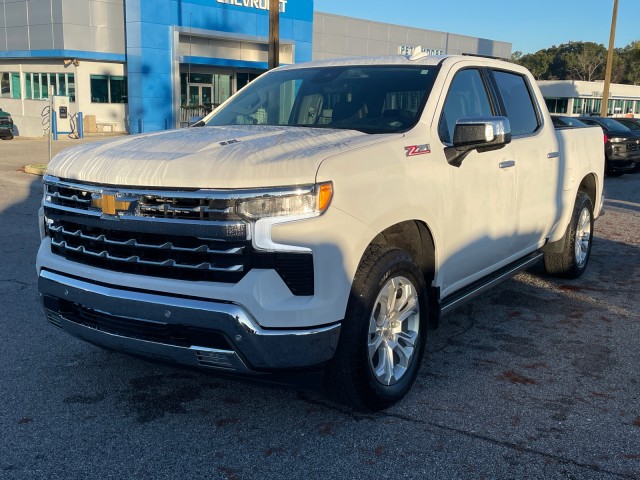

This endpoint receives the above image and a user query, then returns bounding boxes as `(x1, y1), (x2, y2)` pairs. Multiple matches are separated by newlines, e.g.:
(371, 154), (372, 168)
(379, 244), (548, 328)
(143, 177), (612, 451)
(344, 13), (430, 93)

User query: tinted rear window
(493, 70), (540, 136)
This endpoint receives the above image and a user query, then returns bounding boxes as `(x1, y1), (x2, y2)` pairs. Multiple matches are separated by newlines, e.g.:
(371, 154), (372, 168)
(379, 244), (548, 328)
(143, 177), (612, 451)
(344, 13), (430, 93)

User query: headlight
(236, 182), (333, 252)
(236, 182), (333, 221)
(608, 137), (625, 143)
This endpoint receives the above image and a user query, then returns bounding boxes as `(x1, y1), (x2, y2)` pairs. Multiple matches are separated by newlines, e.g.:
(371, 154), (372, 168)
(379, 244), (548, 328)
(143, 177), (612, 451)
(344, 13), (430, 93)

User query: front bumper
(39, 269), (341, 373)
(607, 149), (639, 171)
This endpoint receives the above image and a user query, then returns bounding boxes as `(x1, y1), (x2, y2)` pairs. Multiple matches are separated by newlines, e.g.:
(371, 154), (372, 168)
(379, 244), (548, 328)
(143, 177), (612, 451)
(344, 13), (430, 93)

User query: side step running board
(440, 252), (544, 316)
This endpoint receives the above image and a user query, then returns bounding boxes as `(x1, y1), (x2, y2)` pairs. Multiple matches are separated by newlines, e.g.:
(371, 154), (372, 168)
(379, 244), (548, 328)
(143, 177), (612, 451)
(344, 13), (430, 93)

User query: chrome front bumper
(38, 269), (341, 374)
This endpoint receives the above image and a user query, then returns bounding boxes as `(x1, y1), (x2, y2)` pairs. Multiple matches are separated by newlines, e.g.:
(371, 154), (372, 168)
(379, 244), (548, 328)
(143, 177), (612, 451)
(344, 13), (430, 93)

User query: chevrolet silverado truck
(37, 53), (604, 410)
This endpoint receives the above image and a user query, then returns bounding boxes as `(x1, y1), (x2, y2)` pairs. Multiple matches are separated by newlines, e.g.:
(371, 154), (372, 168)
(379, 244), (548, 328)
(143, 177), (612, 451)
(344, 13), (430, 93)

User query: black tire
(325, 245), (428, 411)
(544, 191), (594, 279)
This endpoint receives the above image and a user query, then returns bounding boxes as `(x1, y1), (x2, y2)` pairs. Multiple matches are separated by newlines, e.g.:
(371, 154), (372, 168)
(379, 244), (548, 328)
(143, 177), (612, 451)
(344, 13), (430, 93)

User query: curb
(24, 164), (47, 176)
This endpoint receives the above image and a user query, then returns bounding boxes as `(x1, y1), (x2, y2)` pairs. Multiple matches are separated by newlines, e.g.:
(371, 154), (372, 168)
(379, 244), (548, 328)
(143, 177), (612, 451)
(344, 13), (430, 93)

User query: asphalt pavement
(1, 136), (638, 479)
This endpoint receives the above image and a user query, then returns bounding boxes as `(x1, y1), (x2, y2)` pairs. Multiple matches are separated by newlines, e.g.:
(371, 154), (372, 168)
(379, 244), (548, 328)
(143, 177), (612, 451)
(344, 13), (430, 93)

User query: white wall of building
(79, 61), (128, 132)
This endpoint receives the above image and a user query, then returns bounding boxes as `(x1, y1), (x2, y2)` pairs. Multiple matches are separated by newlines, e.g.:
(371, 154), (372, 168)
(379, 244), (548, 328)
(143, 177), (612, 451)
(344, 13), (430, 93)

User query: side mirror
(445, 116), (512, 167)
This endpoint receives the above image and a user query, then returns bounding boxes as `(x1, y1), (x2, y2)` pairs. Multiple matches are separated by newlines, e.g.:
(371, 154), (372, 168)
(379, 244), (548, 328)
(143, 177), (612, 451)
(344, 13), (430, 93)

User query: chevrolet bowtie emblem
(91, 192), (137, 216)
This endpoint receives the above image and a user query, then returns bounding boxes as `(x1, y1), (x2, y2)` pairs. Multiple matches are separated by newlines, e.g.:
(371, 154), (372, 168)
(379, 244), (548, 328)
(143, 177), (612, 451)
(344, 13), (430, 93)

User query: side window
(439, 69), (493, 144)
(492, 71), (539, 136)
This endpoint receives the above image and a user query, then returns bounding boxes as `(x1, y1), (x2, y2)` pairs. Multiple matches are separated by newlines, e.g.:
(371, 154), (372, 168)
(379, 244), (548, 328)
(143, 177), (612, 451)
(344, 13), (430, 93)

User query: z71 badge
(404, 144), (431, 157)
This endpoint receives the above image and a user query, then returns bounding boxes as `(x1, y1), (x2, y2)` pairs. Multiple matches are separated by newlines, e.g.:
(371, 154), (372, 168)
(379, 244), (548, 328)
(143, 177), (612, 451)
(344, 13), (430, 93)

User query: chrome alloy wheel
(574, 207), (592, 268)
(367, 276), (420, 386)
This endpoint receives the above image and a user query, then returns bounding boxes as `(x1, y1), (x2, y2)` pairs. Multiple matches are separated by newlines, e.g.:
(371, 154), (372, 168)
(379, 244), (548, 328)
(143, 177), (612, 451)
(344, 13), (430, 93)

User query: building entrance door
(188, 84), (213, 111)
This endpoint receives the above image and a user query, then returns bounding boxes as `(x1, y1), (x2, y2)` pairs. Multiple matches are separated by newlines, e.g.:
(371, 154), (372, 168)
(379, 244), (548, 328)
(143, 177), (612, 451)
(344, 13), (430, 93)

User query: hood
(47, 126), (396, 189)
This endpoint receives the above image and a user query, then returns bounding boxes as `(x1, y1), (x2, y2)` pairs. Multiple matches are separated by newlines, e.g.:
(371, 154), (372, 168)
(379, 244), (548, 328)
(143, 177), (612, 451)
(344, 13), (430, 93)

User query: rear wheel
(544, 191), (594, 279)
(326, 245), (428, 411)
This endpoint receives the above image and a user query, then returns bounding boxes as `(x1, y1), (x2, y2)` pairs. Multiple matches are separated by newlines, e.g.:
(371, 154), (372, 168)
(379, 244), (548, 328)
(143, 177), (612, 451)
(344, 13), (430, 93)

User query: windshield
(205, 65), (438, 134)
(620, 119), (640, 130)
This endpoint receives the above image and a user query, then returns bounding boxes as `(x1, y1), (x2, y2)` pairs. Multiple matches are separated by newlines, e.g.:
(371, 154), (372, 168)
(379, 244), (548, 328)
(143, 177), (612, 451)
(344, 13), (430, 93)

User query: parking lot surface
(1, 137), (639, 479)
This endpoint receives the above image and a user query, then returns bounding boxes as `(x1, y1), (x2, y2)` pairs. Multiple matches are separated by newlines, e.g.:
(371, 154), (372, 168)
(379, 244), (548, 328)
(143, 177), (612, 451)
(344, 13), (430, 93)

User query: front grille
(0, 118), (11, 126)
(43, 296), (233, 351)
(626, 143), (639, 152)
(44, 180), (240, 221)
(48, 218), (248, 282)
(137, 196), (240, 221)
(43, 177), (315, 295)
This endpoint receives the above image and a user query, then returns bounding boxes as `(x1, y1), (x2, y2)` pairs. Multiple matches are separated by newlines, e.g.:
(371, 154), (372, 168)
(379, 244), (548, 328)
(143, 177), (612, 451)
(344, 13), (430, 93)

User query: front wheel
(325, 245), (428, 411)
(544, 191), (594, 279)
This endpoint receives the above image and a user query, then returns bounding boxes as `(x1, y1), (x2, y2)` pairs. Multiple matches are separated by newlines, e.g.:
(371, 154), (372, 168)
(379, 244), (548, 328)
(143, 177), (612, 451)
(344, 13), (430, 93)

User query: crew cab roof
(277, 54), (515, 71)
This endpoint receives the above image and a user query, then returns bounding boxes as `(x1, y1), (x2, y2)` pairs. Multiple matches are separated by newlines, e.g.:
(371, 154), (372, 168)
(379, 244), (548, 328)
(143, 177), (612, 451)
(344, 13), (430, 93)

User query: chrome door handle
(499, 160), (516, 169)
(547, 152), (560, 159)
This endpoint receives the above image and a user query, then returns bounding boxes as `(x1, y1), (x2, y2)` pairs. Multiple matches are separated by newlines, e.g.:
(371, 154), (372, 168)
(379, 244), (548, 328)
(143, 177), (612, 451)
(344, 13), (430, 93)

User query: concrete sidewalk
(0, 133), (126, 177)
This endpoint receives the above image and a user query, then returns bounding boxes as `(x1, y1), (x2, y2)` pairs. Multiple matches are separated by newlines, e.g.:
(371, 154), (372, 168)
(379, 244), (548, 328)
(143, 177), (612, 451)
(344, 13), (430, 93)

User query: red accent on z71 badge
(404, 144), (431, 156)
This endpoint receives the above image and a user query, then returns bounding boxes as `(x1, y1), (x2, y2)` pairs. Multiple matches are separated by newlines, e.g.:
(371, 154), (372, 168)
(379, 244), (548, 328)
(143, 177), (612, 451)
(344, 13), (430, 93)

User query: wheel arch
(367, 220), (440, 329)
(578, 173), (597, 207)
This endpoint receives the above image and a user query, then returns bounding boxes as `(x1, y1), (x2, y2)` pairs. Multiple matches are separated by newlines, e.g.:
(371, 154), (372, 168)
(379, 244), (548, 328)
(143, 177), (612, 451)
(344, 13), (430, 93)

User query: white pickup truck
(37, 53), (604, 410)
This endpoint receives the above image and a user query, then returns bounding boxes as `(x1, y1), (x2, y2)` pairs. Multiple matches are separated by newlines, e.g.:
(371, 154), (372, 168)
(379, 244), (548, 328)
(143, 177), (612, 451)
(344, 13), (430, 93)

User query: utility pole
(600, 0), (619, 117)
(268, 0), (280, 70)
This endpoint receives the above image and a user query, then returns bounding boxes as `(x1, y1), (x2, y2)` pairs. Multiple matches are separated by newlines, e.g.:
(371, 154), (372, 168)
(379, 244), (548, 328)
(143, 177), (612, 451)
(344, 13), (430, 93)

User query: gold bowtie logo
(91, 193), (136, 216)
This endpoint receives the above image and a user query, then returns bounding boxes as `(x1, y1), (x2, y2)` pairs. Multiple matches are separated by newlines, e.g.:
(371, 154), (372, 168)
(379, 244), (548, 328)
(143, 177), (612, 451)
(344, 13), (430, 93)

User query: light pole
(268, 0), (280, 70)
(600, 0), (619, 117)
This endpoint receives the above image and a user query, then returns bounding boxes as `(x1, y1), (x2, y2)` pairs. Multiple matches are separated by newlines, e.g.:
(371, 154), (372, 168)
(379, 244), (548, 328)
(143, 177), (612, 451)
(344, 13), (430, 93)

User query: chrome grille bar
(138, 203), (232, 215)
(49, 191), (92, 205)
(49, 224), (244, 255)
(51, 238), (244, 272)
(44, 174), (314, 200)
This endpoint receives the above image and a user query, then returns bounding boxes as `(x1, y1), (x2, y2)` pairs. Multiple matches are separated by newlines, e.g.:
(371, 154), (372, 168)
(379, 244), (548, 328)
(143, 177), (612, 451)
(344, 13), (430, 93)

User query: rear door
(489, 69), (562, 254)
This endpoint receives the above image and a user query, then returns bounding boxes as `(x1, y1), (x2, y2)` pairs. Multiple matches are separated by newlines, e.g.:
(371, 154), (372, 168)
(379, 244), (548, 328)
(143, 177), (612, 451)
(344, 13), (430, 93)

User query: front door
(435, 67), (518, 297)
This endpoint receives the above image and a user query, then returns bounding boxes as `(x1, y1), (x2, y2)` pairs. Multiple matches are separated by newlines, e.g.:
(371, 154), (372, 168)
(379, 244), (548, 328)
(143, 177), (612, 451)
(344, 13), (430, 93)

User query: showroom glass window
(23, 73), (75, 101)
(0, 72), (20, 98)
(90, 75), (127, 103)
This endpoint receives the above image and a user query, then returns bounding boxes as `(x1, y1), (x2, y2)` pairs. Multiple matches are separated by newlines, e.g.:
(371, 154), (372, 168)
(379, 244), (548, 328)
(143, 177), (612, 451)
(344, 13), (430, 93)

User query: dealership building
(538, 80), (640, 117)
(0, 0), (511, 137)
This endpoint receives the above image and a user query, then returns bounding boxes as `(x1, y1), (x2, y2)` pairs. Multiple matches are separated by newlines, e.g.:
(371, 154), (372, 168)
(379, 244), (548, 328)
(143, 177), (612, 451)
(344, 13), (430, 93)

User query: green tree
(515, 49), (554, 80)
(622, 41), (640, 84)
(558, 42), (607, 81)
(511, 40), (640, 84)
(611, 49), (627, 84)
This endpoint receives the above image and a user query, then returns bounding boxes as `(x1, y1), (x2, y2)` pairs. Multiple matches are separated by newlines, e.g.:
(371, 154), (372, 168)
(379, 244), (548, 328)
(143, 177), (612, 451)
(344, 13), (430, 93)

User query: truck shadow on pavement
(0, 173), (42, 291)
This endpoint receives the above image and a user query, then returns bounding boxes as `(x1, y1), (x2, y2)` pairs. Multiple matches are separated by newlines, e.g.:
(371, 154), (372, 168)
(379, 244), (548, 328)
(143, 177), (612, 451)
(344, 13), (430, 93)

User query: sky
(314, 0), (639, 54)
